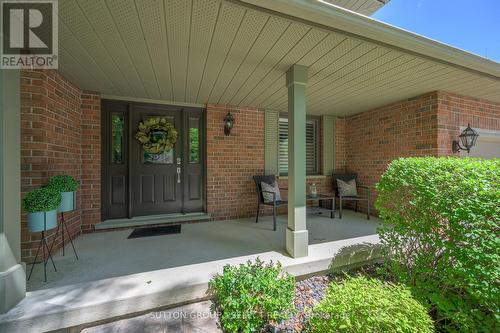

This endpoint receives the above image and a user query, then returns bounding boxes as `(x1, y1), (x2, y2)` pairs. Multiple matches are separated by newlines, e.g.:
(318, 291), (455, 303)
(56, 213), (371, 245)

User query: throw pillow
(261, 181), (282, 203)
(337, 178), (358, 197)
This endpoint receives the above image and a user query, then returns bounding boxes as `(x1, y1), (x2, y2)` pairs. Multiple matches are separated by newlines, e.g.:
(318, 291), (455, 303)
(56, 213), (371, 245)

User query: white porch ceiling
(57, 0), (500, 116)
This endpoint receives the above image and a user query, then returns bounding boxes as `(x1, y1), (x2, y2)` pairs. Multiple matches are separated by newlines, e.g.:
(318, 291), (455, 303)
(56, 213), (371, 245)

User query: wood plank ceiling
(57, 0), (500, 116)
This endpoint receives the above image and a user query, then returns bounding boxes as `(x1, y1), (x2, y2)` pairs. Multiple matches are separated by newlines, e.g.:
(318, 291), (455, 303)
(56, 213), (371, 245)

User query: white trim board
(101, 95), (207, 109)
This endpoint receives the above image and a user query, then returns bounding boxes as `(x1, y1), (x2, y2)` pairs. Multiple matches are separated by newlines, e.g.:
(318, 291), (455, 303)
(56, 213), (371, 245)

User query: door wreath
(135, 117), (178, 154)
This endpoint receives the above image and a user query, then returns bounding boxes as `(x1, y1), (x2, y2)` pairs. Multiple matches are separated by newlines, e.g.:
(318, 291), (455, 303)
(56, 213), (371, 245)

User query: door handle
(177, 167), (181, 183)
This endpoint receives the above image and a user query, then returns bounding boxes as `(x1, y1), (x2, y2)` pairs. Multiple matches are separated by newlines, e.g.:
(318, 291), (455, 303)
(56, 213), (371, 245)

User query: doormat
(128, 225), (181, 239)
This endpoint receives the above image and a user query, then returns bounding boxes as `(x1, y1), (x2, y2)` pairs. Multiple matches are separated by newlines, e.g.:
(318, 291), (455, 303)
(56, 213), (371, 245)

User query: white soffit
(319, 0), (389, 16)
(57, 0), (500, 116)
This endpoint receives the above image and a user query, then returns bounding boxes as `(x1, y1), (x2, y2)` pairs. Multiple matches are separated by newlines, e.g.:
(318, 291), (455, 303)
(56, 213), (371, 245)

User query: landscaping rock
(266, 275), (331, 333)
(265, 264), (385, 332)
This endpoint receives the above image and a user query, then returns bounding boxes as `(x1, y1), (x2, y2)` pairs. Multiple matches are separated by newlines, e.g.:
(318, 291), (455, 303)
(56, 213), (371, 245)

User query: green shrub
(308, 276), (434, 333)
(207, 258), (295, 333)
(23, 187), (62, 213)
(375, 157), (500, 332)
(47, 175), (79, 192)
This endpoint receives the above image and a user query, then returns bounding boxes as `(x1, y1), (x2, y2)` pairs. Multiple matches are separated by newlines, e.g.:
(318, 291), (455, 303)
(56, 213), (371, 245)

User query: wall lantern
(452, 124), (479, 153)
(224, 112), (234, 136)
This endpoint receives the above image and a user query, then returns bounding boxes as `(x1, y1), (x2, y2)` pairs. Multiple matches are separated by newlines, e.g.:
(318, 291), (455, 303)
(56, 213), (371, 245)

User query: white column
(0, 69), (25, 313)
(285, 65), (308, 258)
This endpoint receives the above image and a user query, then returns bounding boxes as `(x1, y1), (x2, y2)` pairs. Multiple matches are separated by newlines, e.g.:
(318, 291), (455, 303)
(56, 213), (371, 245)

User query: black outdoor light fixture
(224, 112), (234, 136)
(452, 124), (479, 153)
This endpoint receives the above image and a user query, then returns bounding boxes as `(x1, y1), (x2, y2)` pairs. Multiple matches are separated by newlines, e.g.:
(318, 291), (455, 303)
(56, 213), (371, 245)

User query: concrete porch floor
(1, 211), (382, 332)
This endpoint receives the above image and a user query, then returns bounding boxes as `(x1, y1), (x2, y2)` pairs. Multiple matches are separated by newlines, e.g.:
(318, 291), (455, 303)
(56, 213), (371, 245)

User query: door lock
(177, 158), (181, 165)
(177, 167), (181, 183)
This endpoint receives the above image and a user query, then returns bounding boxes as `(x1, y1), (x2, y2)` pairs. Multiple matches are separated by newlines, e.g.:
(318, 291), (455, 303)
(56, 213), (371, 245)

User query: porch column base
(286, 228), (308, 258)
(0, 264), (26, 313)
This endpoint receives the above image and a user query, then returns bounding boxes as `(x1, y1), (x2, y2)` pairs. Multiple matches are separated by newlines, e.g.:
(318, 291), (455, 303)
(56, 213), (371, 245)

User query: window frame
(278, 114), (321, 176)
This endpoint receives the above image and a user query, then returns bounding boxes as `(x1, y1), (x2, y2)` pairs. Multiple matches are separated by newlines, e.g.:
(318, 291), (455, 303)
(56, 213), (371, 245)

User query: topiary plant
(375, 157), (500, 332)
(308, 276), (434, 333)
(207, 258), (295, 333)
(23, 187), (62, 213)
(47, 175), (79, 192)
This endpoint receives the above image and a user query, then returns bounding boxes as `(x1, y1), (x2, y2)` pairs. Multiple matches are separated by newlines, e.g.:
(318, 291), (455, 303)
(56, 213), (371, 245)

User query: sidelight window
(188, 117), (200, 163)
(111, 113), (124, 164)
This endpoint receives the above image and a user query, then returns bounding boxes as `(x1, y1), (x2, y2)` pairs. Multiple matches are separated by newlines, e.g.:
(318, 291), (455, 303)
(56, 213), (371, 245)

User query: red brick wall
(206, 104), (265, 220)
(20, 70), (100, 262)
(344, 91), (439, 213)
(80, 92), (101, 233)
(205, 105), (341, 220)
(343, 90), (500, 215)
(436, 91), (500, 155)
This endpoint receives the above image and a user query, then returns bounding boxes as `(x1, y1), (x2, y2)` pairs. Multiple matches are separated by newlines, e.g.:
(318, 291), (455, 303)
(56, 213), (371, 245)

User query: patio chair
(253, 175), (287, 231)
(332, 174), (370, 220)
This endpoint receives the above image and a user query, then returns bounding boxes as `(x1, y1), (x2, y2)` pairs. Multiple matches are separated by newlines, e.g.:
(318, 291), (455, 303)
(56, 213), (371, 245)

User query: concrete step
(95, 213), (212, 230)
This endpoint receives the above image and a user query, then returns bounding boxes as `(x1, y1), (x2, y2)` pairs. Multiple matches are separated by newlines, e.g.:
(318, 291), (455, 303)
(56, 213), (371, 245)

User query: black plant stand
(49, 211), (79, 259)
(27, 216), (57, 282)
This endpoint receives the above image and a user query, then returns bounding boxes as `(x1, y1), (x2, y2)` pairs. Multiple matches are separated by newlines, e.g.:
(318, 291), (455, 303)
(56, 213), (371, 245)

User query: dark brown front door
(101, 100), (205, 220)
(131, 105), (182, 216)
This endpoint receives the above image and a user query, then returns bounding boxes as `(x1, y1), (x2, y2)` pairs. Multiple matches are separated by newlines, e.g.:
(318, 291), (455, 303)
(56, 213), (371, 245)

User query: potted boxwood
(47, 175), (79, 212)
(23, 187), (62, 232)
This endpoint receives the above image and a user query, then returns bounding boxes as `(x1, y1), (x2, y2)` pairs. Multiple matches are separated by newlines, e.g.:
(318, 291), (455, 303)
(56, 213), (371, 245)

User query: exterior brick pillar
(285, 65), (308, 258)
(80, 92), (101, 232)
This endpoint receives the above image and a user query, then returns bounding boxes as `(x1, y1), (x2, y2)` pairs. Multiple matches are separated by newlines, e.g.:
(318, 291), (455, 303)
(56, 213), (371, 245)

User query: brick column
(80, 92), (101, 232)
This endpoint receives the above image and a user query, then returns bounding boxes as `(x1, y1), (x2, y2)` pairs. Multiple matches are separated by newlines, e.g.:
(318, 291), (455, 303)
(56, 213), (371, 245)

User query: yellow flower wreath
(135, 117), (178, 154)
